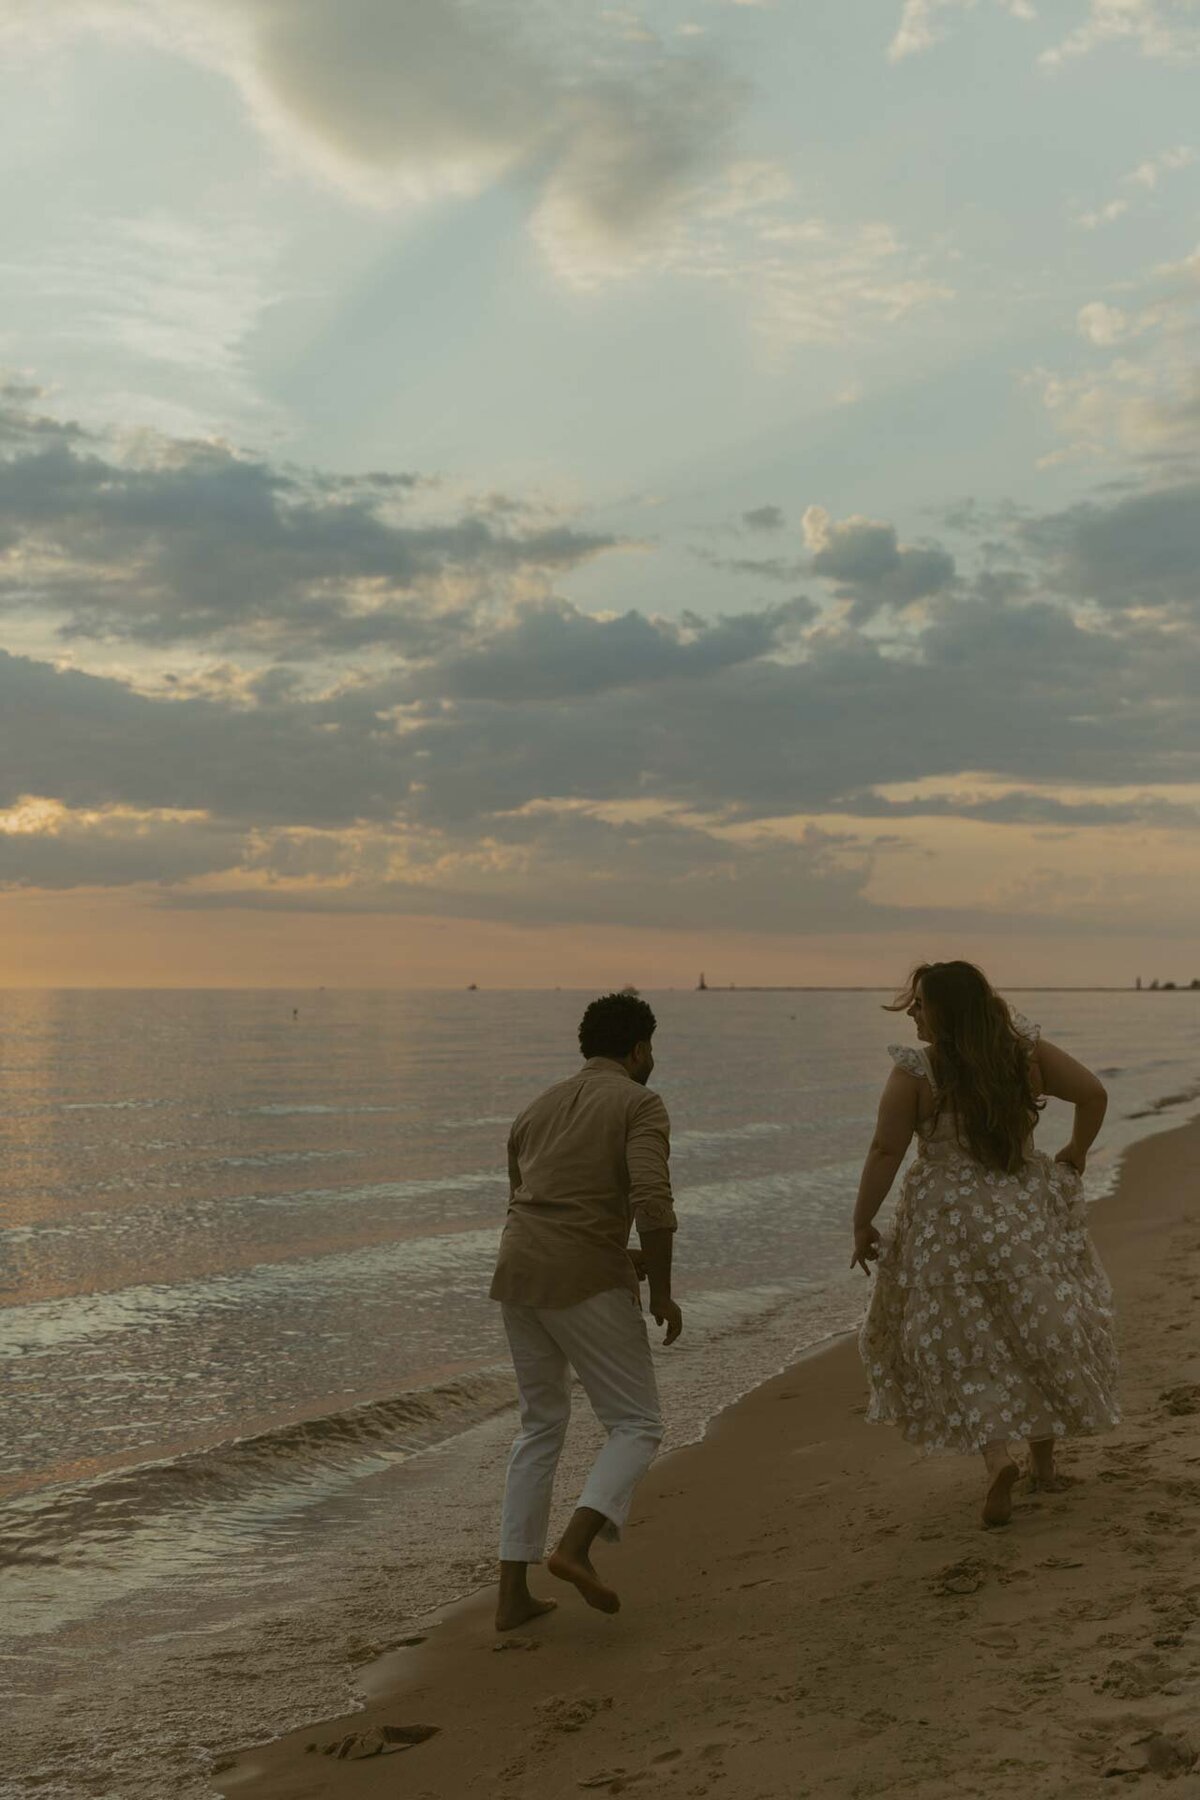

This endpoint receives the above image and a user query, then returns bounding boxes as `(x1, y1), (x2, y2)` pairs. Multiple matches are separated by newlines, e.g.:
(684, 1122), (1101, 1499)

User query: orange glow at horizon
(0, 889), (1184, 992)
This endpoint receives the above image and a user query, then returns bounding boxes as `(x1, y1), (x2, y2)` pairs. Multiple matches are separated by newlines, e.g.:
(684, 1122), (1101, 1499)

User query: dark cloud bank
(1, 390), (1197, 932)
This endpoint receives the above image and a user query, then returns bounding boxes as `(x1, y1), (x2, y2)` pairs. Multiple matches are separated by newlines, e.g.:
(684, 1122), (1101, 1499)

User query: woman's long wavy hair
(886, 960), (1043, 1173)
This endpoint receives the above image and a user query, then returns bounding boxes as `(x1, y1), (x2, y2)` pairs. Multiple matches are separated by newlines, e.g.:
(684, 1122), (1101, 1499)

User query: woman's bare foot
(982, 1460), (1020, 1527)
(546, 1548), (620, 1614)
(494, 1593), (558, 1634)
(1027, 1439), (1070, 1491)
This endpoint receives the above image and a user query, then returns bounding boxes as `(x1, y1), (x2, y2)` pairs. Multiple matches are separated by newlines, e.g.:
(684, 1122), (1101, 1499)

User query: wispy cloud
(535, 157), (953, 352)
(1042, 0), (1200, 67)
(3, 2), (949, 355)
(1028, 245), (1200, 467)
(888, 0), (1036, 63)
(1076, 142), (1197, 229)
(0, 207), (285, 438)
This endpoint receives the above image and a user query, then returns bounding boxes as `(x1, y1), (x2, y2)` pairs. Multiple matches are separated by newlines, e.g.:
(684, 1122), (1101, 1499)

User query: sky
(1, 0), (1198, 989)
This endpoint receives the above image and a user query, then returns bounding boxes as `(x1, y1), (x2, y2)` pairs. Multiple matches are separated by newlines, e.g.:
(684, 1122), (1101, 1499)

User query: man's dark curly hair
(578, 992), (657, 1060)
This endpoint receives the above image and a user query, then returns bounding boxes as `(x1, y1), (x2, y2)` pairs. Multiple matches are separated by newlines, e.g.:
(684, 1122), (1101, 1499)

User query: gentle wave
(233, 1103), (404, 1117)
(2, 1169), (506, 1248)
(0, 1165), (857, 1360)
(0, 1367), (517, 1566)
(0, 1223), (502, 1358)
(1125, 1078), (1200, 1120)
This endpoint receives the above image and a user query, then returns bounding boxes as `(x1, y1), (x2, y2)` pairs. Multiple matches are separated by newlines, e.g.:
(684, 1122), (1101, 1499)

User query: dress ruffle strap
(887, 1043), (930, 1081)
(1010, 1009), (1040, 1048)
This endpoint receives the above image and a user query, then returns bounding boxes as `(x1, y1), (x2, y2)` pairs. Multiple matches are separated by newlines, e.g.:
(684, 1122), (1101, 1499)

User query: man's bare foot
(494, 1592), (557, 1633)
(546, 1549), (620, 1615)
(982, 1460), (1019, 1527)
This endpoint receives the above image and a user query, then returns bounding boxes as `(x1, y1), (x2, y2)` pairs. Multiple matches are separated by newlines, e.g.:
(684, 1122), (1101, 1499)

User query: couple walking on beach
(490, 968), (1120, 1631)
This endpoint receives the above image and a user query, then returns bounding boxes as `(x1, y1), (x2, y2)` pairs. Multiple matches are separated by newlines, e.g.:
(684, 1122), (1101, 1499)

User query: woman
(854, 961), (1119, 1527)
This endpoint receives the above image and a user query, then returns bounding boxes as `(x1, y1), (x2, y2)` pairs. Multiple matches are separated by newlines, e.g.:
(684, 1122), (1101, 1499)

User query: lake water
(2, 987), (1197, 1799)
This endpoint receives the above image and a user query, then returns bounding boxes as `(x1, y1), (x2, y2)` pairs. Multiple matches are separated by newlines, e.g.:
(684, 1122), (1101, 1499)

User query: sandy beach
(213, 1116), (1200, 1800)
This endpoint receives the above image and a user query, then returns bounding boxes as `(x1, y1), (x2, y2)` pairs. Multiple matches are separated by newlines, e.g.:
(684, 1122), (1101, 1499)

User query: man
(490, 991), (682, 1632)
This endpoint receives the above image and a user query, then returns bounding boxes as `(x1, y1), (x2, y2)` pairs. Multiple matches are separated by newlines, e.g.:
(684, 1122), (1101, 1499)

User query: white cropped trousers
(498, 1286), (664, 1563)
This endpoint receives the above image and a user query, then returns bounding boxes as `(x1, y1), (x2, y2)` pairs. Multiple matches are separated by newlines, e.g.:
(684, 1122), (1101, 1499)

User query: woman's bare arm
(1033, 1038), (1107, 1172)
(851, 1068), (919, 1272)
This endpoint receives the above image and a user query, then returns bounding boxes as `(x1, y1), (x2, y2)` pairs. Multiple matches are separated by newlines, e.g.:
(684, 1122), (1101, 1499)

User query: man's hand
(1054, 1145), (1085, 1175)
(850, 1223), (881, 1275)
(650, 1296), (683, 1345)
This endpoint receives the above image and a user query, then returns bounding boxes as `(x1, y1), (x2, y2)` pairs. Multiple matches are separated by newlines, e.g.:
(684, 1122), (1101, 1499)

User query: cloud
(0, 800), (245, 889)
(742, 504), (785, 531)
(236, 0), (749, 241)
(0, 403), (618, 650)
(1042, 0), (1200, 66)
(529, 156), (953, 349)
(4, 1), (746, 278)
(801, 505), (957, 619)
(1077, 143), (1196, 229)
(0, 389), (1196, 937)
(1077, 301), (1132, 345)
(167, 811), (885, 935)
(1, 209), (285, 439)
(0, 648), (427, 829)
(1021, 481), (1200, 616)
(888, 0), (1035, 62)
(1078, 197), (1132, 229)
(1028, 245), (1200, 466)
(700, 553), (809, 583)
(404, 595), (816, 702)
(0, 380), (87, 452)
(1128, 143), (1198, 188)
(2, 4), (950, 353)
(5, 493), (1193, 841)
(842, 785), (1200, 829)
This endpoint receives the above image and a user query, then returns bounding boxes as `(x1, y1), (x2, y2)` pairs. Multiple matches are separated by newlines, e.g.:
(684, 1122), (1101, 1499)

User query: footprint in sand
(310, 1724), (440, 1760)
(345, 1633), (426, 1665)
(1144, 1509), (1188, 1533)
(971, 1627), (1019, 1651)
(931, 1557), (990, 1596)
(535, 1695), (614, 1737)
(1101, 1730), (1198, 1778)
(1095, 1652), (1174, 1698)
(1160, 1478), (1200, 1500)
(1159, 1384), (1200, 1416)
(579, 1745), (718, 1795)
(1019, 1664), (1063, 1691)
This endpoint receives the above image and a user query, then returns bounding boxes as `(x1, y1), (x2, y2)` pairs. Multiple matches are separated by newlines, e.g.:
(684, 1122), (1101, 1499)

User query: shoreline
(214, 1111), (1200, 1800)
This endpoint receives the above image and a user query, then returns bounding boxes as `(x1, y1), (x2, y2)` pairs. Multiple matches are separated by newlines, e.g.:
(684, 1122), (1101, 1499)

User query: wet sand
(213, 1117), (1200, 1800)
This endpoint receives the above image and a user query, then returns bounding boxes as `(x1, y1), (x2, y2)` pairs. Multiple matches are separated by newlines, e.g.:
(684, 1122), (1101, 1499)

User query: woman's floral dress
(859, 1020), (1120, 1453)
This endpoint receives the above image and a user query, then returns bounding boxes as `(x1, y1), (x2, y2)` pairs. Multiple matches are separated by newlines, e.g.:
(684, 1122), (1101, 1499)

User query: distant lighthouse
(697, 971), (707, 991)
